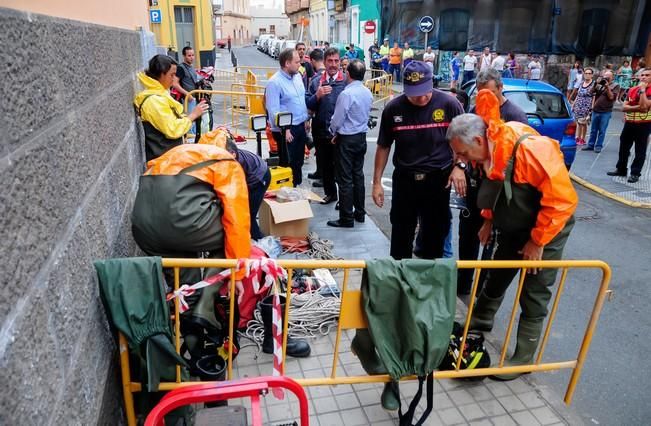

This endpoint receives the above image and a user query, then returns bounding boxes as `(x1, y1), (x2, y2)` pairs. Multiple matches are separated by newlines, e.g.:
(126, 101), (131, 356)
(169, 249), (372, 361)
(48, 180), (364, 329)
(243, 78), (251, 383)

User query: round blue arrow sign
(419, 16), (434, 33)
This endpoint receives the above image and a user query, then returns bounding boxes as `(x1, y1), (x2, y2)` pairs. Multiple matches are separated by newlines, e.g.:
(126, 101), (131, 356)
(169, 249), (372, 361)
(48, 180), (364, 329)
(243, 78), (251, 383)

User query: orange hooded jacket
(475, 89), (578, 246)
(145, 143), (251, 277)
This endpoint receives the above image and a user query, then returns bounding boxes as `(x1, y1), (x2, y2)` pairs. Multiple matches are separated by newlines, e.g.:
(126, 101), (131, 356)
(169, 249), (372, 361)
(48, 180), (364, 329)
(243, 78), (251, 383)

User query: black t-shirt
(300, 61), (315, 88)
(176, 62), (199, 92)
(377, 90), (465, 172)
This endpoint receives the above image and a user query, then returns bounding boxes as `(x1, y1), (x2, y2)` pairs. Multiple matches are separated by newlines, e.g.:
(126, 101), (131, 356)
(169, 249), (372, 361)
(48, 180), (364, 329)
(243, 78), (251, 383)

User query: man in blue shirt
(345, 44), (359, 60)
(328, 59), (373, 227)
(265, 48), (310, 186)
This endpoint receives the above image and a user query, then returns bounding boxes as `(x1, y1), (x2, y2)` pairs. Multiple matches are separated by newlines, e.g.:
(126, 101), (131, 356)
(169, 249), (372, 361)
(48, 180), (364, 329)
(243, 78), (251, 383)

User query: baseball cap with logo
(403, 61), (433, 97)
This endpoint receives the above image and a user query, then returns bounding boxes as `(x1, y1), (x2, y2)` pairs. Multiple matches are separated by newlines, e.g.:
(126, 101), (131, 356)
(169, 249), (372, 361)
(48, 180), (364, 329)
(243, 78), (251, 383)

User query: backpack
(439, 321), (491, 380)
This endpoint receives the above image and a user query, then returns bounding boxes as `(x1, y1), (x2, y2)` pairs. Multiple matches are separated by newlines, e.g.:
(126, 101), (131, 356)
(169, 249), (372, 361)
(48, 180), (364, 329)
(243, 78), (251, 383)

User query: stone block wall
(0, 7), (146, 425)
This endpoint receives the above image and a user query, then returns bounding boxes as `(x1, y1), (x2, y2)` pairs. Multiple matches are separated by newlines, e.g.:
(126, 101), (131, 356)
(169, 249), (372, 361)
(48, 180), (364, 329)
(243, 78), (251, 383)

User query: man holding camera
(584, 71), (619, 153)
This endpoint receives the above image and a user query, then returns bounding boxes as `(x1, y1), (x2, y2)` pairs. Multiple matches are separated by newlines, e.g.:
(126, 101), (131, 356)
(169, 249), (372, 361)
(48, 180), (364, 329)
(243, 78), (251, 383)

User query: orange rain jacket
(145, 144), (251, 276)
(475, 89), (578, 247)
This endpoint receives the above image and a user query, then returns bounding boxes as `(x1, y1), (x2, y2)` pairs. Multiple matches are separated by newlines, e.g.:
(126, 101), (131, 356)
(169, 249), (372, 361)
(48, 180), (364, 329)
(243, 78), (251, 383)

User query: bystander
(583, 71), (619, 153)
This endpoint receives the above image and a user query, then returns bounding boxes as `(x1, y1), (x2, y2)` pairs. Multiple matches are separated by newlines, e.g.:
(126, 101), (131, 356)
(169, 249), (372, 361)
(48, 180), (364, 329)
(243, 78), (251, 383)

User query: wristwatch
(455, 161), (467, 170)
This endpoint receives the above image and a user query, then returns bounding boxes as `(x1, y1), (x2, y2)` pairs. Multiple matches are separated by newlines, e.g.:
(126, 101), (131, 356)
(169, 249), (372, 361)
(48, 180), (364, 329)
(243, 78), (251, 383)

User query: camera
(594, 77), (608, 94)
(367, 115), (378, 129)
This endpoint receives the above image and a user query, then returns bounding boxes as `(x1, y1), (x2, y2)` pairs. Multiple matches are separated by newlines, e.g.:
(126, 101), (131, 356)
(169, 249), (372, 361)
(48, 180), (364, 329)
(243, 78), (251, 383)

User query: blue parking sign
(150, 9), (162, 23)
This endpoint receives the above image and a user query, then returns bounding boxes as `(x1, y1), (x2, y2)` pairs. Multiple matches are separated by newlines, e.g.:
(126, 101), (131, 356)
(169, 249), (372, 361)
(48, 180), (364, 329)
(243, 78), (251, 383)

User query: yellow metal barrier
(235, 65), (277, 82)
(118, 258), (611, 426)
(364, 72), (393, 106)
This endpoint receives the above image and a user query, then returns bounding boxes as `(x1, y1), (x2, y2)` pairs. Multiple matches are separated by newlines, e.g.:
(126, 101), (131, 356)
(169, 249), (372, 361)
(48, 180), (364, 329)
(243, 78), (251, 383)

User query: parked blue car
(462, 78), (577, 169)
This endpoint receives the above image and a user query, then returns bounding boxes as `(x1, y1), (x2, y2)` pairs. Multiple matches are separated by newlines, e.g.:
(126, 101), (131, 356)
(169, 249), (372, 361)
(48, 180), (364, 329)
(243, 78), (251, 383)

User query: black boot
(260, 295), (311, 358)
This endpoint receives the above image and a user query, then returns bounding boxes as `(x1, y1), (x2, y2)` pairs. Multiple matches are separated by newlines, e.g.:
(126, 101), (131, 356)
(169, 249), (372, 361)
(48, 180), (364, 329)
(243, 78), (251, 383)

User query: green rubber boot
(351, 329), (387, 375)
(491, 319), (543, 381)
(381, 381), (400, 411)
(188, 283), (222, 330)
(469, 292), (505, 332)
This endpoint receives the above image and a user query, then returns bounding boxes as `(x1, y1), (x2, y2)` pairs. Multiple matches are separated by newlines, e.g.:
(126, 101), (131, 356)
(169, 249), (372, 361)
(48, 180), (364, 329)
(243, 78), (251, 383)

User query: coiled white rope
(242, 290), (341, 348)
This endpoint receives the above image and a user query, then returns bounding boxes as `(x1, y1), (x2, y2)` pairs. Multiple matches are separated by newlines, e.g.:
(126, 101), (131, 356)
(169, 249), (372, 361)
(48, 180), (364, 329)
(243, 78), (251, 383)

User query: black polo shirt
(377, 90), (464, 172)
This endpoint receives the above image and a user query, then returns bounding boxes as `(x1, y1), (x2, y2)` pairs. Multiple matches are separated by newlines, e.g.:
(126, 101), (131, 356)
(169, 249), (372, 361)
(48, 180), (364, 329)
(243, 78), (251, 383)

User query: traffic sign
(364, 20), (376, 34)
(419, 16), (434, 33)
(150, 9), (162, 24)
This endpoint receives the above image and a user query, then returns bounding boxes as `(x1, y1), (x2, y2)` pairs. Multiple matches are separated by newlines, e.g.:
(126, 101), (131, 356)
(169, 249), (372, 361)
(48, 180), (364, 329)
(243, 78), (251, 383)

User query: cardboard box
(259, 190), (323, 238)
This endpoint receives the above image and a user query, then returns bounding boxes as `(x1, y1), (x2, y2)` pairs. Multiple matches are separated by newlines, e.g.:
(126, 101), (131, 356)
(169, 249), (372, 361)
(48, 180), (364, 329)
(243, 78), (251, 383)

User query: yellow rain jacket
(144, 144), (251, 278)
(475, 89), (578, 246)
(134, 72), (193, 161)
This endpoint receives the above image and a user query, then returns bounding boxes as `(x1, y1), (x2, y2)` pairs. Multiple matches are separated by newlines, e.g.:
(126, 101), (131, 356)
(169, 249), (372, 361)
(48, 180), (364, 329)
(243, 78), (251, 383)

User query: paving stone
(491, 414), (517, 426)
(478, 399), (508, 416)
(299, 356), (322, 371)
(339, 350), (359, 365)
(448, 388), (475, 405)
(338, 408), (369, 426)
(317, 411), (343, 426)
(497, 395), (526, 412)
(486, 381), (514, 398)
(308, 415), (321, 426)
(356, 388), (381, 405)
(312, 396), (339, 414)
(517, 391), (545, 409)
(511, 410), (542, 425)
(331, 384), (354, 395)
(267, 403), (293, 422)
(335, 393), (361, 410)
(506, 379), (531, 394)
(309, 386), (333, 399)
(467, 384), (495, 401)
(438, 406), (465, 425)
(363, 404), (392, 422)
(531, 406), (562, 425)
(303, 368), (327, 379)
(469, 420), (494, 426)
(459, 402), (486, 421)
(434, 392), (455, 409)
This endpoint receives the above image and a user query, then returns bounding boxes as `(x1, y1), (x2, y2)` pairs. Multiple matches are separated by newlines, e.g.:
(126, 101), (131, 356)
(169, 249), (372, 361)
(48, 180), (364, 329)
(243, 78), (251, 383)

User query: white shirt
(528, 61), (542, 80)
(423, 52), (436, 72)
(480, 54), (492, 71)
(491, 56), (505, 71)
(463, 55), (477, 71)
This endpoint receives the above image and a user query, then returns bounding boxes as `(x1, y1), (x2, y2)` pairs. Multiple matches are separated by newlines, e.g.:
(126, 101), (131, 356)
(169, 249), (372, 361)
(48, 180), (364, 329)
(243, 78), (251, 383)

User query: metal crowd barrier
(364, 72), (394, 106)
(118, 258), (611, 426)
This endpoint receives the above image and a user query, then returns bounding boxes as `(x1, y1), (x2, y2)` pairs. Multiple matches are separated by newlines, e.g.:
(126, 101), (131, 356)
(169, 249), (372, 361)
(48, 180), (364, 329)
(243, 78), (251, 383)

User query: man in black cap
(373, 61), (466, 264)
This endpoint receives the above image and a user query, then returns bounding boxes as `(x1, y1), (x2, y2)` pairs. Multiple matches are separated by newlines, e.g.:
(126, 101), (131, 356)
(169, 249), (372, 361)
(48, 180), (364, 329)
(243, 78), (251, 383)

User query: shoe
(582, 146), (594, 151)
(628, 175), (640, 183)
(491, 319), (542, 381)
(354, 213), (365, 223)
(320, 195), (338, 205)
(260, 295), (311, 358)
(327, 219), (354, 228)
(594, 147), (602, 153)
(606, 170), (627, 177)
(312, 180), (324, 188)
(576, 138), (586, 146)
(335, 202), (340, 211)
(381, 381), (400, 411)
(307, 171), (321, 180)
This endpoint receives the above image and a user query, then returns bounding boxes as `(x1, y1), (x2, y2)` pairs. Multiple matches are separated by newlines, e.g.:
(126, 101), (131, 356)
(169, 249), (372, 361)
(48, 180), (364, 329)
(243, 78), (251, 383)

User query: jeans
(390, 168), (451, 260)
(463, 70), (475, 84)
(249, 169), (271, 240)
(389, 63), (401, 82)
(185, 97), (197, 135)
(615, 122), (651, 176)
(335, 133), (367, 222)
(273, 124), (307, 186)
(587, 111), (612, 150)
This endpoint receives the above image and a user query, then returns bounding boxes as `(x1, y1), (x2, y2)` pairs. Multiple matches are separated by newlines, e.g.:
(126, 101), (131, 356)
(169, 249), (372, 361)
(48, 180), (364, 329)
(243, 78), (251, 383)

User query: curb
(570, 173), (651, 209)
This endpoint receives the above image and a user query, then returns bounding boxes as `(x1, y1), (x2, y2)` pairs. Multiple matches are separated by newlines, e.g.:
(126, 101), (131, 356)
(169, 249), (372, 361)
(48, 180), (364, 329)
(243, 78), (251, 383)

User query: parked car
(264, 38), (278, 55)
(280, 40), (297, 53)
(215, 39), (227, 49)
(462, 78), (577, 168)
(257, 34), (274, 51)
(270, 39), (284, 58)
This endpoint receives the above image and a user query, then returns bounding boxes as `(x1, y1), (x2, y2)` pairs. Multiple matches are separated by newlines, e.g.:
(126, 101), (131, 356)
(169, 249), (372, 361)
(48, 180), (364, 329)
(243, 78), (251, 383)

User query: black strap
(504, 133), (532, 204)
(178, 159), (224, 175)
(398, 374), (434, 426)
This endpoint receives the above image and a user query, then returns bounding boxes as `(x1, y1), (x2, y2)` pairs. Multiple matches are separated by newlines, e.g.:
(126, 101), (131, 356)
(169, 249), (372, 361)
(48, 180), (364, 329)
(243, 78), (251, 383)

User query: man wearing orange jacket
(446, 89), (578, 380)
(131, 142), (251, 285)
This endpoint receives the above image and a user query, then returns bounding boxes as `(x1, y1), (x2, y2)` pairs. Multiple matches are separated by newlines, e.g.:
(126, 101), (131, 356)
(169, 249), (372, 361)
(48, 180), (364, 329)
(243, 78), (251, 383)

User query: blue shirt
(329, 80), (373, 135)
(345, 49), (358, 59)
(265, 70), (309, 131)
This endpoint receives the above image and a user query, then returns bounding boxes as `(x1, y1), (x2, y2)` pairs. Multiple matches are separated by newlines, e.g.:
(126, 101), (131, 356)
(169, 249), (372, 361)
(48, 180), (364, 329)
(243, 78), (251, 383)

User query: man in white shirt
(463, 49), (477, 84)
(480, 47), (492, 72)
(423, 46), (436, 74)
(491, 51), (505, 73)
(528, 56), (542, 80)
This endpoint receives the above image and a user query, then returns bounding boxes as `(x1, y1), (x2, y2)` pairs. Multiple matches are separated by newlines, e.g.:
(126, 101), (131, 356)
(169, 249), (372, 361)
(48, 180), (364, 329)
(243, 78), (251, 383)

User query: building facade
(149, 0), (216, 66)
(285, 0), (310, 40)
(330, 0), (349, 44)
(215, 0), (252, 45)
(349, 0), (381, 64)
(250, 5), (290, 38)
(309, 0), (328, 44)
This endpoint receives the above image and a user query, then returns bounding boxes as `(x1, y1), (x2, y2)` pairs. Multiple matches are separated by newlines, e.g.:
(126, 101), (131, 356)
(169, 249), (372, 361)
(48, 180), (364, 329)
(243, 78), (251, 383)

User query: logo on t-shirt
(393, 115), (403, 123)
(432, 109), (445, 122)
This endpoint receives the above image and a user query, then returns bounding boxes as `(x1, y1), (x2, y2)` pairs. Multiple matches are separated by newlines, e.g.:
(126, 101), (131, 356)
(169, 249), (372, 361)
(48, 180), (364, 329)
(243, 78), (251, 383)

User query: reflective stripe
(392, 122), (450, 131)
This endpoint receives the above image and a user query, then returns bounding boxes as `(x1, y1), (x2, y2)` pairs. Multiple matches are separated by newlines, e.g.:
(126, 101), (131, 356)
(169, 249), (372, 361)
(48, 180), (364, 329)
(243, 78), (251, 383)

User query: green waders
(474, 134), (575, 380)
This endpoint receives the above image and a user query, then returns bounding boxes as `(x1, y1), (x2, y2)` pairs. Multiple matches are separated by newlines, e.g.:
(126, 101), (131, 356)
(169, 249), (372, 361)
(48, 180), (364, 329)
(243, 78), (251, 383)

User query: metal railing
(118, 258), (611, 426)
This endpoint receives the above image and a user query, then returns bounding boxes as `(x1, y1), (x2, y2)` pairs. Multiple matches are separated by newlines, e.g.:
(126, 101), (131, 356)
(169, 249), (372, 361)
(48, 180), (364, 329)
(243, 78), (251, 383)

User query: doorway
(175, 6), (196, 54)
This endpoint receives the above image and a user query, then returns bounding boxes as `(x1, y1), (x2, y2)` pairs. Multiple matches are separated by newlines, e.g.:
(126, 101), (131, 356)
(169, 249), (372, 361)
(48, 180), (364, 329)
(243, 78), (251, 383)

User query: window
(439, 9), (470, 51)
(270, 25), (276, 34)
(505, 92), (570, 119)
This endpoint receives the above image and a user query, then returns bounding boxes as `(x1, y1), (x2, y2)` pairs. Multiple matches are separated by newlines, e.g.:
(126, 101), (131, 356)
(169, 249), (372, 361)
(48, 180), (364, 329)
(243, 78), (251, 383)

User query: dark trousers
(615, 121), (650, 176)
(463, 70), (475, 84)
(457, 179), (483, 294)
(335, 133), (367, 222)
(389, 63), (401, 82)
(249, 169), (271, 240)
(273, 123), (307, 186)
(315, 135), (337, 197)
(481, 218), (574, 322)
(390, 168), (451, 260)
